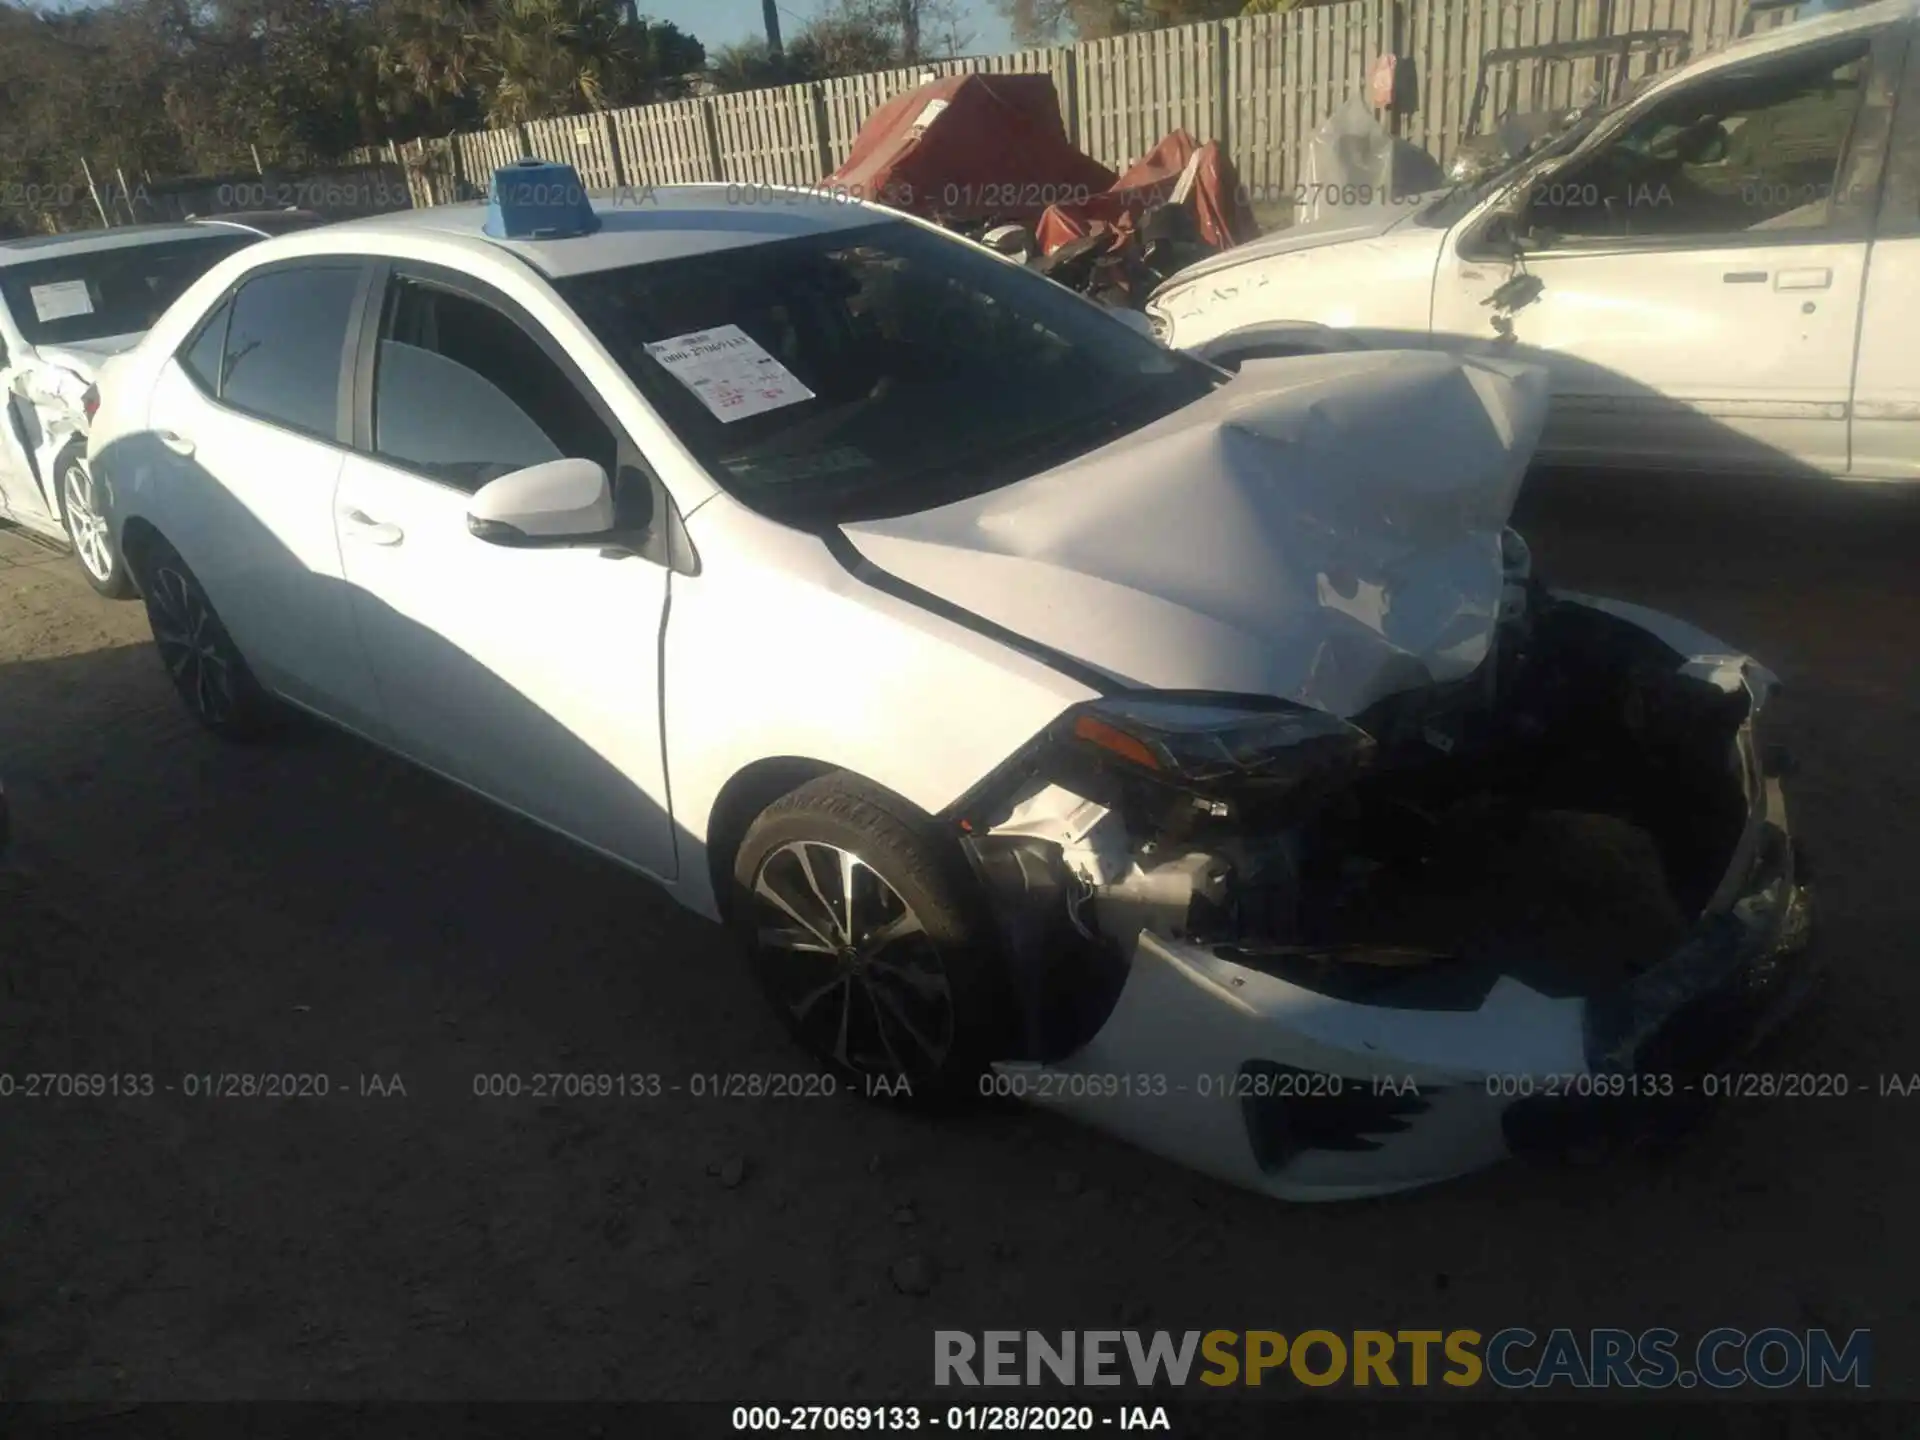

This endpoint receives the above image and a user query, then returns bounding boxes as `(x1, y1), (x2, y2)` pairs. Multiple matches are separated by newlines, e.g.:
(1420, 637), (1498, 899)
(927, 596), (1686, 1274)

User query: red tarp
(1033, 130), (1260, 256)
(825, 74), (1117, 224)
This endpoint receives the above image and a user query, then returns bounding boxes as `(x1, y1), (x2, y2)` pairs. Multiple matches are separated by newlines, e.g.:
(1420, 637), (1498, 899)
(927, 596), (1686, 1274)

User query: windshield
(556, 219), (1221, 525)
(1414, 95), (1620, 228)
(0, 233), (259, 348)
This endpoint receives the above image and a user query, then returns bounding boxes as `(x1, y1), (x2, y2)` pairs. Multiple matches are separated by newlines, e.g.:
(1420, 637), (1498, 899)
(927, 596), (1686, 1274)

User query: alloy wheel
(147, 564), (236, 725)
(62, 459), (114, 584)
(750, 839), (956, 1080)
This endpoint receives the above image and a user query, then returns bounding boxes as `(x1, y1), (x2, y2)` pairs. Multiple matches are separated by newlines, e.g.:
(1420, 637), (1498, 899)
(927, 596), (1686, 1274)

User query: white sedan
(0, 219), (314, 595)
(91, 166), (1814, 1199)
(1147, 0), (1920, 481)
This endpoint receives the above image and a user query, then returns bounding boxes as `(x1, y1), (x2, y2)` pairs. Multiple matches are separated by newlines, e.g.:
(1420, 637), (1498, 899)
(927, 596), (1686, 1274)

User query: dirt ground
(1, 467), (1918, 1405)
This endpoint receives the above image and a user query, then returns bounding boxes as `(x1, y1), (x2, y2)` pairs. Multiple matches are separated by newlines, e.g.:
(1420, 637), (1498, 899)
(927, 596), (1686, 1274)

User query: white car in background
(89, 169), (1813, 1199)
(0, 217), (321, 595)
(1147, 0), (1920, 481)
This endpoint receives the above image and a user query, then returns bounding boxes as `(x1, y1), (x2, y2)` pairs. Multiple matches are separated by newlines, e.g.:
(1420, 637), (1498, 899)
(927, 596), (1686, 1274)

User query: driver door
(334, 264), (678, 879)
(1431, 29), (1903, 474)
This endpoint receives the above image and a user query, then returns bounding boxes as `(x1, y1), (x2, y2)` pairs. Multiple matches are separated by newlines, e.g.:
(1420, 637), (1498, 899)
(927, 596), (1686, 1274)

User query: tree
(995, 0), (1239, 44)
(371, 0), (491, 136)
(165, 0), (385, 170)
(708, 0), (949, 93)
(0, 0), (712, 234)
(477, 0), (703, 124)
(861, 0), (972, 61)
(708, 37), (791, 91)
(793, 8), (912, 72)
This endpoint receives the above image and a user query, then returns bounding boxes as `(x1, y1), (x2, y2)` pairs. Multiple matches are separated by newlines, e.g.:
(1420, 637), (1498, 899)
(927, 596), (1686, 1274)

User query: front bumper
(1504, 780), (1813, 1161)
(991, 595), (1816, 1200)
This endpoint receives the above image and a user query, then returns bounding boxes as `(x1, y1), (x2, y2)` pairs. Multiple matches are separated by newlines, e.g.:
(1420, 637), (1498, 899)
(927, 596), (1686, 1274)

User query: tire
(54, 443), (133, 598)
(128, 535), (278, 741)
(731, 773), (1019, 1106)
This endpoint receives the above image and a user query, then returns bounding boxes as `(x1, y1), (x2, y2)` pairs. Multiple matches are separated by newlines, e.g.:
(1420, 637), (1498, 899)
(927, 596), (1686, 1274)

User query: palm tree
(476, 0), (698, 124)
(377, 0), (489, 112)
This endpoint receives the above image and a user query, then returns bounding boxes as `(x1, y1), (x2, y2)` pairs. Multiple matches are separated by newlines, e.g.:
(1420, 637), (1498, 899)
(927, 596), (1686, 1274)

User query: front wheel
(731, 774), (1020, 1105)
(56, 445), (132, 598)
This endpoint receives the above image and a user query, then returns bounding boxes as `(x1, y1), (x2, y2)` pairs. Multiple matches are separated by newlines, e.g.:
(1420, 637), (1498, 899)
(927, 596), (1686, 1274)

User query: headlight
(1147, 307), (1171, 344)
(1067, 694), (1375, 788)
(950, 692), (1379, 836)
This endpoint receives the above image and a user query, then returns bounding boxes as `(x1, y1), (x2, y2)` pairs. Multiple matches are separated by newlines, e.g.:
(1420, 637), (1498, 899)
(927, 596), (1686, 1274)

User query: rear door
(1850, 22), (1920, 479)
(141, 261), (386, 732)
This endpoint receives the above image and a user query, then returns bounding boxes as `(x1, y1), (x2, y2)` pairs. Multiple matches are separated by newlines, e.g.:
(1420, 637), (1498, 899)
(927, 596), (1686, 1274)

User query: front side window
(0, 234), (258, 347)
(555, 219), (1219, 524)
(220, 266), (362, 438)
(371, 277), (615, 491)
(1524, 40), (1872, 241)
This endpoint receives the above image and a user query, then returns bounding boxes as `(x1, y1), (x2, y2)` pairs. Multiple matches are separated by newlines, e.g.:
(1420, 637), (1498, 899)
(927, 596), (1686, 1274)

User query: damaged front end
(950, 550), (1813, 1200)
(4, 354), (101, 483)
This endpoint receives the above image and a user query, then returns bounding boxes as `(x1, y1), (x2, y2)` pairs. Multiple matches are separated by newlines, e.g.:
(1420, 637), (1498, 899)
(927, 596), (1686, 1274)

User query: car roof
(1671, 0), (1916, 82)
(187, 209), (330, 236)
(262, 185), (896, 278)
(0, 222), (236, 267)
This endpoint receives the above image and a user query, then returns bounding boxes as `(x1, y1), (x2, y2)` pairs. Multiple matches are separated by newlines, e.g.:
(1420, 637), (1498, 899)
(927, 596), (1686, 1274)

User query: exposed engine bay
(946, 546), (1813, 1199)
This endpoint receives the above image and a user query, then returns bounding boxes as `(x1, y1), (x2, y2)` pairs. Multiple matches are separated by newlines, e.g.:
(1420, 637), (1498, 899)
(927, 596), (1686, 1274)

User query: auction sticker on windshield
(29, 280), (94, 323)
(643, 324), (814, 423)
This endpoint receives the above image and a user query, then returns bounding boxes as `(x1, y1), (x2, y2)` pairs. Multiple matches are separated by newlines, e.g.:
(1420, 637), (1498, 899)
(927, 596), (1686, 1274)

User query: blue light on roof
(483, 160), (602, 240)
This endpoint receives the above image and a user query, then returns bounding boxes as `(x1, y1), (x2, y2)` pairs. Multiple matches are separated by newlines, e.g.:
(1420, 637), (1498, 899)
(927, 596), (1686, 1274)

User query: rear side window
(220, 266), (362, 439)
(179, 297), (233, 397)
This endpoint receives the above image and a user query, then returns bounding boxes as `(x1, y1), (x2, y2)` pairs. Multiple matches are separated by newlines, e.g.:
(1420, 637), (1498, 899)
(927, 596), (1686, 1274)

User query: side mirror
(467, 457), (615, 547)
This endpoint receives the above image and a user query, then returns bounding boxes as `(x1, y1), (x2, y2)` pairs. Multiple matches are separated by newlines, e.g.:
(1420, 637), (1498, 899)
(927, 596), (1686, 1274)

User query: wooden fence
(347, 0), (1794, 212)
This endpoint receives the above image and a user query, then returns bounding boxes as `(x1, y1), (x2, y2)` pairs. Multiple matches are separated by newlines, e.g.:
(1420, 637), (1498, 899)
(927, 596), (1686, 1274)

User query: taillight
(82, 385), (99, 421)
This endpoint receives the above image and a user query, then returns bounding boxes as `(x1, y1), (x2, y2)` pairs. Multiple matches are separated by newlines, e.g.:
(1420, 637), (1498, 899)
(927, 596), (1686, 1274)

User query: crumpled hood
(841, 349), (1549, 718)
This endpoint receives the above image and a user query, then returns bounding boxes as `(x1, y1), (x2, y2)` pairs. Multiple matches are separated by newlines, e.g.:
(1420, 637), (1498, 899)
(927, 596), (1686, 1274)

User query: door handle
(1775, 267), (1832, 291)
(340, 509), (404, 546)
(156, 430), (195, 456)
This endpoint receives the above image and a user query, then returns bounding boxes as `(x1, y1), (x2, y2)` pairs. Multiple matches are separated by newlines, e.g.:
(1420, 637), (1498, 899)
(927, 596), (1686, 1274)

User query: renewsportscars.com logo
(934, 1328), (1872, 1390)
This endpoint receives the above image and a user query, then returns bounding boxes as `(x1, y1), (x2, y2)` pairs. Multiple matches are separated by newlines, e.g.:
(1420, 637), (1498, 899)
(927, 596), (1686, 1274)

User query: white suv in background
(1148, 0), (1920, 482)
